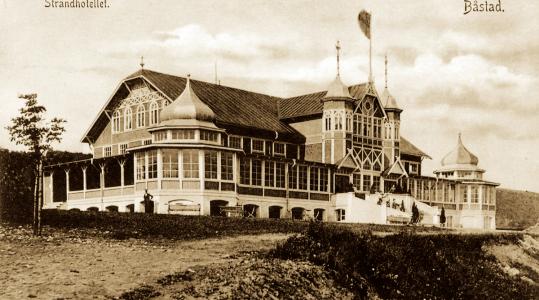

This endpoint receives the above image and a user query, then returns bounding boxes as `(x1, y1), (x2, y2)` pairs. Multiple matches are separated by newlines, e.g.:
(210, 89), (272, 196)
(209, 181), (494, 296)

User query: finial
(458, 132), (462, 143)
(384, 54), (388, 89)
(140, 56), (145, 69)
(186, 74), (191, 87)
(336, 40), (341, 77)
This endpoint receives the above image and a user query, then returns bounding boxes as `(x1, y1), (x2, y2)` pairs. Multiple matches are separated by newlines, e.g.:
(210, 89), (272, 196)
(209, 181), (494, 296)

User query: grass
(271, 222), (537, 299)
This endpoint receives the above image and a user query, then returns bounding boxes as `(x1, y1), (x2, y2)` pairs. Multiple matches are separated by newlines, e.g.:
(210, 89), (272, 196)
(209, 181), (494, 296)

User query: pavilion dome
(160, 75), (215, 123)
(324, 75), (352, 99)
(381, 87), (399, 110)
(441, 134), (479, 166)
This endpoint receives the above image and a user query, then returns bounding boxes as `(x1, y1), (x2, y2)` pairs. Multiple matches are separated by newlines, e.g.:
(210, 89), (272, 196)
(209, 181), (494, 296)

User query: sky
(0, 0), (537, 192)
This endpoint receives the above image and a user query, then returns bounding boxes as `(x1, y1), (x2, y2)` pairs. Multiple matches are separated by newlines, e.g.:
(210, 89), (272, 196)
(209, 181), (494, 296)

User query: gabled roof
(384, 159), (408, 177)
(279, 83), (368, 120)
(336, 149), (360, 169)
(82, 69), (304, 143)
(400, 137), (431, 159)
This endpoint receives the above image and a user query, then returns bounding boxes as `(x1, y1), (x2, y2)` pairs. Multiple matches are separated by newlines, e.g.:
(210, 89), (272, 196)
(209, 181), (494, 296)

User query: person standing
(143, 189), (154, 214)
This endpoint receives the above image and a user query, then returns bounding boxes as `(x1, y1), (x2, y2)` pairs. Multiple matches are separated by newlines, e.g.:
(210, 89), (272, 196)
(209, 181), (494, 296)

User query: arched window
(324, 112), (332, 131)
(149, 101), (159, 125)
(112, 110), (121, 133)
(124, 107), (132, 130)
(335, 113), (343, 130)
(136, 104), (145, 128)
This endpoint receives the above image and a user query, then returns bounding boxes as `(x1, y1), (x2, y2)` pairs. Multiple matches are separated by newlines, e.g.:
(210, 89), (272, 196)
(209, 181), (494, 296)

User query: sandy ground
(0, 226), (290, 300)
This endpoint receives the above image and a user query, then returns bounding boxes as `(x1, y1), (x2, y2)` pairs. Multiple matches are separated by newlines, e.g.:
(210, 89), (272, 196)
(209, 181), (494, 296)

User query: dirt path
(0, 226), (290, 299)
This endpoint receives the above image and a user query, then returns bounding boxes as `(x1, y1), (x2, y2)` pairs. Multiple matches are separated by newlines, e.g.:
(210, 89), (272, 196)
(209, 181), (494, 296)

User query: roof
(400, 137), (431, 159)
(83, 69), (304, 143)
(279, 83), (368, 120)
(160, 75), (215, 124)
(324, 75), (352, 99)
(441, 134), (478, 166)
(381, 87), (400, 110)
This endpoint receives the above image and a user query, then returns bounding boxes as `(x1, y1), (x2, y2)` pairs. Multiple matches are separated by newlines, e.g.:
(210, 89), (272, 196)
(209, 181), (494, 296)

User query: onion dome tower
(382, 55), (402, 165)
(321, 41), (355, 164)
(434, 133), (484, 179)
(148, 74), (222, 144)
(159, 75), (216, 127)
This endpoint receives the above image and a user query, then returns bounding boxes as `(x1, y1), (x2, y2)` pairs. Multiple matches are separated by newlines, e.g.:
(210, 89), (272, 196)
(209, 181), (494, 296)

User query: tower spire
(140, 56), (145, 69)
(384, 54), (388, 89)
(336, 40), (341, 77)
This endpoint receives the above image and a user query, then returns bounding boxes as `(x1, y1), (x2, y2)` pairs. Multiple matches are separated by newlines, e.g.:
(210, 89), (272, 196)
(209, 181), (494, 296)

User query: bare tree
(5, 94), (65, 235)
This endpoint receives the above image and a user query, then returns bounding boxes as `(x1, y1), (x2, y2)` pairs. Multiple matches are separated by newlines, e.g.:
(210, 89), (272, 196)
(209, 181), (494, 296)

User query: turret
(382, 55), (402, 165)
(321, 41), (355, 164)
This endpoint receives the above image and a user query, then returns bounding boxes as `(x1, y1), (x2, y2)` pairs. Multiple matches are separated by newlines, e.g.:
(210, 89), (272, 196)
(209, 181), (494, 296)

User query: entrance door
(268, 206), (282, 219)
(210, 200), (228, 216)
(335, 175), (352, 193)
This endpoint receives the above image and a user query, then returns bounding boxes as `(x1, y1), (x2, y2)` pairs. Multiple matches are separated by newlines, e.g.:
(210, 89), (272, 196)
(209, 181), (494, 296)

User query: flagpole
(369, 12), (373, 83)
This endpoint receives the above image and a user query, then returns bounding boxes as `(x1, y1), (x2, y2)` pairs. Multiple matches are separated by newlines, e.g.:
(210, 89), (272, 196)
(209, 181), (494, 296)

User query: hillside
(497, 188), (539, 229)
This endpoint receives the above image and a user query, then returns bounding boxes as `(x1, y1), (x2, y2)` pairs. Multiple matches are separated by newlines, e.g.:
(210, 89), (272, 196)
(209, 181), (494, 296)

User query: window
(288, 165), (297, 189)
(147, 150), (157, 179)
(143, 139), (152, 145)
(136, 153), (145, 180)
(310, 167), (319, 191)
(162, 149), (178, 178)
(149, 101), (159, 125)
(252, 139), (264, 153)
(265, 161), (274, 187)
(324, 113), (332, 131)
(335, 113), (343, 130)
(276, 162), (285, 188)
(124, 107), (132, 130)
(274, 143), (285, 156)
(229, 136), (242, 149)
(353, 174), (361, 190)
(221, 152), (234, 181)
(112, 111), (121, 133)
(346, 114), (352, 132)
(104, 146), (112, 157)
(183, 150), (199, 178)
(363, 175), (371, 192)
(201, 130), (219, 142)
(336, 209), (346, 221)
(172, 130), (195, 140)
(372, 176), (380, 192)
(252, 159), (262, 186)
(119, 143), (128, 154)
(462, 186), (468, 203)
(154, 131), (167, 142)
(471, 186), (479, 203)
(319, 168), (328, 192)
(240, 157), (250, 185)
(298, 165), (308, 190)
(136, 104), (145, 128)
(204, 151), (218, 179)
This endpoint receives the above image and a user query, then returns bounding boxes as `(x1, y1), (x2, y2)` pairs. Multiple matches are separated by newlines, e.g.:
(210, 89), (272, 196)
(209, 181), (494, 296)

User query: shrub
(41, 209), (308, 240)
(272, 223), (536, 299)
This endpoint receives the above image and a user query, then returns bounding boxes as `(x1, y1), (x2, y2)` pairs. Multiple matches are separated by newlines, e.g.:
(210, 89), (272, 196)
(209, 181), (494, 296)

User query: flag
(358, 10), (371, 39)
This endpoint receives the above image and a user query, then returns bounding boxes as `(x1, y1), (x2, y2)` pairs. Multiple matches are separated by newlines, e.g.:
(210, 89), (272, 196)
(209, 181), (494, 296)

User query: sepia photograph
(0, 0), (538, 299)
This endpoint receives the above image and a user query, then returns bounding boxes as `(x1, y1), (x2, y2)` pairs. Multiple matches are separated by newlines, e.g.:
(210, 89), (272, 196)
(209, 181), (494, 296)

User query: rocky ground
(486, 224), (539, 285)
(121, 254), (360, 300)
